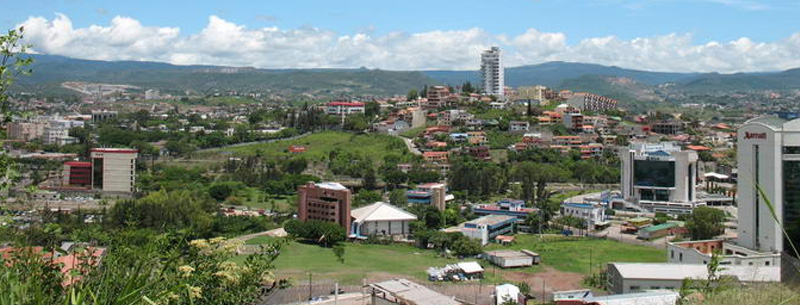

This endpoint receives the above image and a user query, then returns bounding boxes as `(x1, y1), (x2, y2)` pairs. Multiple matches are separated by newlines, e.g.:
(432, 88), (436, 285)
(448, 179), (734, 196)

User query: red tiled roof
(327, 101), (365, 107)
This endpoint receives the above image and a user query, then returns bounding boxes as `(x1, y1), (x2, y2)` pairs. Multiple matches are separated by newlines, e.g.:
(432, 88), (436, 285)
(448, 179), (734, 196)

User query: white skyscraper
(737, 115), (800, 253)
(481, 46), (504, 97)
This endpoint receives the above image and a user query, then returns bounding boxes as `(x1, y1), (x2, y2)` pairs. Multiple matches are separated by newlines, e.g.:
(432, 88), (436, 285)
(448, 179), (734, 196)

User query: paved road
(397, 135), (422, 155)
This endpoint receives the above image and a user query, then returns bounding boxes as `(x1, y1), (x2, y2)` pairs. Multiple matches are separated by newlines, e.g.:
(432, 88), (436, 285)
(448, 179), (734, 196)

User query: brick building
(297, 182), (352, 230)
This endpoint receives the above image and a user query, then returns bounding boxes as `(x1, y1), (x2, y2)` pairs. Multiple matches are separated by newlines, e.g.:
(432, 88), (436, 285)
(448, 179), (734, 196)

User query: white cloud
(16, 14), (800, 72)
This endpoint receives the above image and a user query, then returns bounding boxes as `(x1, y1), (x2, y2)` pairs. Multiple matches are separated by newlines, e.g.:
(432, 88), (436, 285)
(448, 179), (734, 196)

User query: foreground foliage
(0, 233), (285, 305)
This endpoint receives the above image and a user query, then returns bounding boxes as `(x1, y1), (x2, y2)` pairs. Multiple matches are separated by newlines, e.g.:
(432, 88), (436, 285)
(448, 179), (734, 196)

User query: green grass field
(485, 234), (666, 274)
(220, 131), (409, 163)
(242, 234), (666, 285)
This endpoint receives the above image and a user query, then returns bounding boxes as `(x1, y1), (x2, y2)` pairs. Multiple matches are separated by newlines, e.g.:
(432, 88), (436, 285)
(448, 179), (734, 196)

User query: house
(606, 262), (779, 294)
(288, 145), (306, 153)
(509, 121), (530, 132)
(423, 151), (449, 163)
(464, 146), (491, 161)
(350, 202), (417, 238)
(467, 131), (487, 145)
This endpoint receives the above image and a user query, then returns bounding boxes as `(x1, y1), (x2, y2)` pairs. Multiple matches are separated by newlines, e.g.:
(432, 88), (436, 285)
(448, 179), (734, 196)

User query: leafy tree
(1, 27), (33, 198)
(686, 206), (726, 240)
(283, 157), (308, 174)
(108, 190), (217, 235)
(284, 219), (347, 247)
(353, 189), (382, 207)
(383, 169), (408, 188)
(209, 182), (244, 202)
(513, 162), (569, 204)
(363, 167), (377, 189)
(407, 89), (419, 101)
(389, 189), (408, 206)
(365, 101), (381, 117)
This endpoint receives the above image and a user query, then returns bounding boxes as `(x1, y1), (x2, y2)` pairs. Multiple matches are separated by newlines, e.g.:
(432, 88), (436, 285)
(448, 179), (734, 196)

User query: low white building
(350, 202), (417, 237)
(494, 283), (521, 305)
(606, 262), (780, 294)
(666, 240), (780, 267)
(560, 203), (606, 228)
(326, 101), (365, 116)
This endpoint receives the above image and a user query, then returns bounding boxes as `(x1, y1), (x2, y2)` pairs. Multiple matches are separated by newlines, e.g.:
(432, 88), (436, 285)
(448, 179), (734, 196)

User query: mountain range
(13, 55), (800, 99)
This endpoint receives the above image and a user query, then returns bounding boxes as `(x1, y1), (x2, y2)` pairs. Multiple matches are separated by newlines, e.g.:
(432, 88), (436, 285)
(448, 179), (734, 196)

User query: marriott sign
(744, 132), (767, 140)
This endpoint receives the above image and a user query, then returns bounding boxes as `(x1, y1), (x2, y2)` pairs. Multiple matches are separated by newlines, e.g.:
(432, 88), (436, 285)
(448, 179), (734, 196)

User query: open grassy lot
(238, 240), (461, 285)
(241, 234), (666, 285)
(485, 234), (666, 274)
(219, 131), (409, 162)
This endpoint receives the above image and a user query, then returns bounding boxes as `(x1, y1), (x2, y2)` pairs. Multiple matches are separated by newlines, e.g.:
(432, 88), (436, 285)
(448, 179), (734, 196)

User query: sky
(2, 0), (800, 72)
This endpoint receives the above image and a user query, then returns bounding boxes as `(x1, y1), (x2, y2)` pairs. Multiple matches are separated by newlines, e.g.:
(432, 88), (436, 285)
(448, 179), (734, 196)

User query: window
(629, 286), (641, 291)
(679, 253), (683, 261)
(650, 286), (661, 290)
(671, 250), (674, 259)
(765, 261), (770, 266)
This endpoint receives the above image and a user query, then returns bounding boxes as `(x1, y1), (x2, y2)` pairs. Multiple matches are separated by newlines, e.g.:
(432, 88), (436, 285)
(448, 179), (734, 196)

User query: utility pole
(541, 279), (546, 304)
(308, 272), (312, 303)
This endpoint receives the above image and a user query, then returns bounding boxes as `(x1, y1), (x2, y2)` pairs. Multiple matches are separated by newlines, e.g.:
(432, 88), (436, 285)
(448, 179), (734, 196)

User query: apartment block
(297, 182), (352, 230)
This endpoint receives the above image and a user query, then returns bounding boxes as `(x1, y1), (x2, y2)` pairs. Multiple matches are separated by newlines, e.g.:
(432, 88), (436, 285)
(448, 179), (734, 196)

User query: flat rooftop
(610, 263), (780, 282)
(466, 215), (516, 226)
(370, 278), (462, 305)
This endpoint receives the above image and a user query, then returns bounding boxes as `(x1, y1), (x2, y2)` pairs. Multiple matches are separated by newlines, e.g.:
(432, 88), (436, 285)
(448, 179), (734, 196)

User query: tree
(365, 101), (381, 117)
(389, 189), (408, 206)
(407, 89), (419, 101)
(383, 169), (408, 188)
(1, 27), (33, 198)
(686, 206), (726, 240)
(353, 189), (382, 207)
(513, 162), (570, 205)
(362, 167), (377, 189)
(209, 182), (242, 202)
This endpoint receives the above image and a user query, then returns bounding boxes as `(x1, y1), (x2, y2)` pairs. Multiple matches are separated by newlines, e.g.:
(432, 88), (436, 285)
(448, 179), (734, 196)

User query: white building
(481, 47), (504, 97)
(560, 203), (606, 228)
(508, 121), (530, 133)
(90, 148), (138, 193)
(494, 283), (521, 305)
(737, 115), (800, 253)
(43, 119), (83, 146)
(350, 202), (417, 237)
(619, 142), (701, 214)
(606, 262), (780, 294)
(666, 240), (780, 267)
(145, 89), (160, 100)
(326, 101), (365, 116)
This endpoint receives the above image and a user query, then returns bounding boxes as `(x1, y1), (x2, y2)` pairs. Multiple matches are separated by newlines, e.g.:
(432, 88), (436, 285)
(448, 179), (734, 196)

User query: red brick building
(297, 182), (352, 230)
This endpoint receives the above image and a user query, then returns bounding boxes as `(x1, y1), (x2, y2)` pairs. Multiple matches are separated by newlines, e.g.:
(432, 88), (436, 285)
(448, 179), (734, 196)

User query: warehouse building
(606, 262), (779, 294)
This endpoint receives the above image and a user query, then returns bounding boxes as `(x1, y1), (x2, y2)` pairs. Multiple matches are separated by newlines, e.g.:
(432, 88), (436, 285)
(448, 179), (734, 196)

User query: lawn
(241, 234), (666, 285)
(484, 234), (666, 274)
(221, 131), (410, 163)
(239, 240), (461, 285)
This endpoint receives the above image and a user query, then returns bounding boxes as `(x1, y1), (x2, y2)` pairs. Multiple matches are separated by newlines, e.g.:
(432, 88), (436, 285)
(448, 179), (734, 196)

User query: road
(397, 135), (422, 155)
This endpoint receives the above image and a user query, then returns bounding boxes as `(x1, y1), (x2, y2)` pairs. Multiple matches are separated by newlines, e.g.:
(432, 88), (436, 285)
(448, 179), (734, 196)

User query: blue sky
(3, 0), (800, 72)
